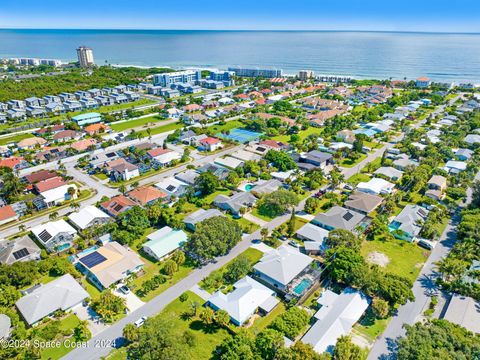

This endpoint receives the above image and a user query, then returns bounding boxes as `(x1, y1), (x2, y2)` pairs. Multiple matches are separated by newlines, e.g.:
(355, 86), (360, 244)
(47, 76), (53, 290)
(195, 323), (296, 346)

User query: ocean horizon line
(1, 28), (480, 35)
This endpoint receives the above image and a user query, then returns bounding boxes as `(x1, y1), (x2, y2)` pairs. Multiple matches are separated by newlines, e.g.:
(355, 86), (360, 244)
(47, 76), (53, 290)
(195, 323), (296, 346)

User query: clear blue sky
(1, 0), (479, 32)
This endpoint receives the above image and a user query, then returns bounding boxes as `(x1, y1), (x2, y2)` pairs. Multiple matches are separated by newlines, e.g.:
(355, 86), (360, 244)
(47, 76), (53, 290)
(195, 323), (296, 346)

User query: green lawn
(338, 153), (367, 168)
(40, 314), (89, 360)
(361, 236), (430, 283)
(354, 310), (390, 341)
(0, 132), (34, 145)
(209, 120), (244, 133)
(200, 248), (263, 293)
(249, 301), (286, 334)
(200, 188), (232, 205)
(251, 207), (275, 222)
(157, 291), (230, 360)
(110, 114), (166, 132)
(139, 121), (184, 137)
(347, 173), (371, 185)
(235, 217), (261, 234)
(93, 172), (108, 180)
(272, 126), (323, 142)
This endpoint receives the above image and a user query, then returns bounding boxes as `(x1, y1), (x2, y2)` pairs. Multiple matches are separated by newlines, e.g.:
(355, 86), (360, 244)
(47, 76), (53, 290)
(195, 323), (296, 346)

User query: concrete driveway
(113, 287), (145, 312)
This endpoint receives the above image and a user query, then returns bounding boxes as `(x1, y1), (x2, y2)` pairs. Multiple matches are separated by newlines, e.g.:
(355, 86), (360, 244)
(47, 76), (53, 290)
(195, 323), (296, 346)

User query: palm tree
(130, 181), (139, 190)
(119, 184), (127, 195)
(19, 224), (26, 232)
(70, 202), (80, 211)
(49, 211), (59, 221)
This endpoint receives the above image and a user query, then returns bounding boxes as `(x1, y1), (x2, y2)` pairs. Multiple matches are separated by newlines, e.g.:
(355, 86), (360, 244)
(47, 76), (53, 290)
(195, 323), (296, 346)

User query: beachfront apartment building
(153, 70), (202, 87)
(228, 67), (283, 78)
(77, 46), (95, 67)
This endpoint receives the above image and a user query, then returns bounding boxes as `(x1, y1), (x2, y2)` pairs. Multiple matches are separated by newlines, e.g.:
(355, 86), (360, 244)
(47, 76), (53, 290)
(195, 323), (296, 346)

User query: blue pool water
(293, 279), (312, 295)
(245, 184), (255, 192)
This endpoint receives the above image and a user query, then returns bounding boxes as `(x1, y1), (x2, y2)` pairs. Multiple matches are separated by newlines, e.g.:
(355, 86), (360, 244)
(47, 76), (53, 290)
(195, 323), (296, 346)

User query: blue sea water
(0, 29), (479, 82)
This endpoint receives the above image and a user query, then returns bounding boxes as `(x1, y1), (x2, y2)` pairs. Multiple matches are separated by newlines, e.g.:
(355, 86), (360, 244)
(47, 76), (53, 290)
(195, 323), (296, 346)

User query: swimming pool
(245, 184), (255, 191)
(293, 279), (312, 295)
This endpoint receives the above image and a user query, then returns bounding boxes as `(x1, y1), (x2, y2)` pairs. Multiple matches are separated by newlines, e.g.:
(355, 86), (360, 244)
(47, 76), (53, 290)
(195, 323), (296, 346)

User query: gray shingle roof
(15, 274), (89, 325)
(313, 206), (364, 231)
(253, 245), (313, 286)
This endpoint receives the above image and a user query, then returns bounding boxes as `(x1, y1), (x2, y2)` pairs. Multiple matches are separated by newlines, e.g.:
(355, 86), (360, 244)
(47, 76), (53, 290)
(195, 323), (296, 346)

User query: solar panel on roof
(113, 204), (123, 212)
(343, 212), (354, 221)
(80, 251), (107, 268)
(166, 185), (176, 192)
(13, 248), (29, 260)
(38, 230), (52, 242)
(256, 147), (266, 152)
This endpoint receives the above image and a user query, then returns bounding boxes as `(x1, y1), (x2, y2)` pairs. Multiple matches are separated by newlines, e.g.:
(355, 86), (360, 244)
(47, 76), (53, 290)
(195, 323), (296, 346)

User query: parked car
(119, 285), (130, 295)
(134, 316), (148, 328)
(288, 240), (299, 248)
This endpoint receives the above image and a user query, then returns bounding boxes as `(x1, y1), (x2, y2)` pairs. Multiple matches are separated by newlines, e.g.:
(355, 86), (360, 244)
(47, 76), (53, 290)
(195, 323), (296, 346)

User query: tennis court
(217, 128), (263, 143)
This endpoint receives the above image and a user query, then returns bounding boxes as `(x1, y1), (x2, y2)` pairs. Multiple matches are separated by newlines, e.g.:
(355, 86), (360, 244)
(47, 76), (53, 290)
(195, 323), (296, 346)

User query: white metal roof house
(142, 226), (188, 261)
(207, 276), (279, 326)
(31, 219), (77, 253)
(253, 245), (313, 291)
(357, 178), (395, 195)
(444, 160), (467, 174)
(40, 184), (77, 207)
(68, 205), (112, 230)
(302, 288), (370, 354)
(15, 274), (89, 326)
(442, 294), (480, 334)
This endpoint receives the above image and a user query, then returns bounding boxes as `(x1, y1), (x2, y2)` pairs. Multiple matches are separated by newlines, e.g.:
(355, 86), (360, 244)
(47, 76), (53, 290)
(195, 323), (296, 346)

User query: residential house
(336, 129), (356, 144)
(456, 148), (474, 161)
(75, 241), (144, 290)
(39, 183), (77, 207)
(53, 130), (83, 143)
(0, 205), (19, 226)
(174, 170), (199, 186)
(196, 163), (231, 180)
(71, 139), (97, 152)
(198, 137), (223, 152)
(17, 137), (47, 150)
(128, 186), (168, 206)
(344, 192), (383, 215)
(0, 157), (27, 171)
(154, 177), (190, 198)
(63, 100), (82, 112)
(296, 223), (329, 255)
(442, 294), (480, 334)
(213, 191), (257, 216)
(250, 179), (282, 196)
(26, 106), (46, 118)
(68, 205), (112, 230)
(393, 156), (418, 171)
(23, 170), (58, 184)
(230, 149), (262, 162)
(426, 175), (447, 201)
(356, 178), (395, 195)
(100, 195), (136, 217)
(207, 276), (279, 326)
(257, 139), (290, 152)
(465, 134), (480, 145)
(416, 77), (431, 88)
(142, 227), (188, 261)
(183, 208), (225, 231)
(444, 160), (467, 174)
(45, 102), (65, 115)
(313, 206), (364, 232)
(390, 205), (429, 242)
(253, 245), (313, 292)
(31, 219), (77, 252)
(302, 288), (370, 354)
(214, 156), (244, 169)
(105, 158), (139, 181)
(374, 167), (403, 181)
(15, 274), (89, 326)
(147, 148), (181, 166)
(294, 150), (333, 171)
(84, 123), (110, 136)
(6, 108), (26, 120)
(0, 236), (41, 265)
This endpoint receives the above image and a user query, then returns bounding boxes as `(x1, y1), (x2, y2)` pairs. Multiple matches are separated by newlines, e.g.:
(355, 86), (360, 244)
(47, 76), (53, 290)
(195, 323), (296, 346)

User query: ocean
(0, 29), (479, 82)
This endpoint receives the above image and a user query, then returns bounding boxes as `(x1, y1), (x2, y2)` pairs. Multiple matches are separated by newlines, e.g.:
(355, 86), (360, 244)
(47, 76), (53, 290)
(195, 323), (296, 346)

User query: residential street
(368, 170), (480, 360)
